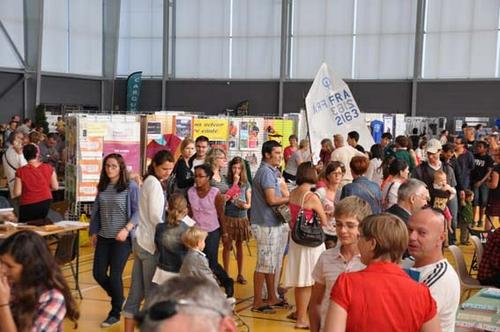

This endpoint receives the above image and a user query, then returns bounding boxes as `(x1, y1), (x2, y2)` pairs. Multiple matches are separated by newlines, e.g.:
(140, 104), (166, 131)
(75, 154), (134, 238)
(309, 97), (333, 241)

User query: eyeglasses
(136, 299), (226, 323)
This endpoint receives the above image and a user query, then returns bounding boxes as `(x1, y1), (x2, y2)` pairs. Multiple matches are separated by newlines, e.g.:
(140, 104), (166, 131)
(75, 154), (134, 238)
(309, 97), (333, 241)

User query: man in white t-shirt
(330, 134), (364, 184)
(189, 135), (210, 170)
(402, 208), (460, 332)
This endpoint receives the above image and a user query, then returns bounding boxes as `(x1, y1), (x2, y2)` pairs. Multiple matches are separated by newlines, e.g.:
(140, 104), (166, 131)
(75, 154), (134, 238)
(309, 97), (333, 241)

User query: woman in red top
(325, 213), (440, 332)
(284, 162), (328, 329)
(13, 144), (58, 223)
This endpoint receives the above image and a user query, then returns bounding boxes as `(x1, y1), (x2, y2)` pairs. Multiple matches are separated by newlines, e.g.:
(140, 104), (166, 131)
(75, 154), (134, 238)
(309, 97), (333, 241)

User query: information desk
(0, 221), (89, 298)
(455, 288), (500, 331)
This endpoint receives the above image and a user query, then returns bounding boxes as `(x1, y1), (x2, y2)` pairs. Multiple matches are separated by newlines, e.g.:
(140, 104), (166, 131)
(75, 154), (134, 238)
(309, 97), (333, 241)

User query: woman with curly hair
(0, 230), (79, 332)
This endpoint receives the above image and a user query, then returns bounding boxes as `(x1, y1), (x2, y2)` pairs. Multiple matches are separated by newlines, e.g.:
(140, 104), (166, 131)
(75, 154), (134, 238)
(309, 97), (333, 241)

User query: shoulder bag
(291, 192), (325, 247)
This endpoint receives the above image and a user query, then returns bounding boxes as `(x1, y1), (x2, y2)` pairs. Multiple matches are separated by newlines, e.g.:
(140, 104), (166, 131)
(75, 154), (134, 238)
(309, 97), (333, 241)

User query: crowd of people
(0, 116), (499, 331)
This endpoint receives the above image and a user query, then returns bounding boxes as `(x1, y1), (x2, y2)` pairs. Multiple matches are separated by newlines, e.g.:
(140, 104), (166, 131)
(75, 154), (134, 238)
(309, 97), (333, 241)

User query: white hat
(426, 138), (442, 154)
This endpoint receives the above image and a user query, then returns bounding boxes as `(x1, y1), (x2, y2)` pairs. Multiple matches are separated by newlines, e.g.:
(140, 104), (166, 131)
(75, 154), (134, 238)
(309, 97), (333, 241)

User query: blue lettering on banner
(312, 88), (359, 127)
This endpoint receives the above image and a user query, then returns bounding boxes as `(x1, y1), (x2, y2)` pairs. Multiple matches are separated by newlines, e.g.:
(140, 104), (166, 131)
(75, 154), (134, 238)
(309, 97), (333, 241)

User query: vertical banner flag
(126, 71), (142, 113)
(305, 63), (374, 162)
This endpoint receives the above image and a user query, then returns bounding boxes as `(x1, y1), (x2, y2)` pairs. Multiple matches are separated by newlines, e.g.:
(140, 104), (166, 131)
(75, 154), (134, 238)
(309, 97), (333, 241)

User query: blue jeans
(93, 236), (131, 318)
(473, 183), (489, 208)
(122, 238), (158, 318)
(447, 196), (458, 244)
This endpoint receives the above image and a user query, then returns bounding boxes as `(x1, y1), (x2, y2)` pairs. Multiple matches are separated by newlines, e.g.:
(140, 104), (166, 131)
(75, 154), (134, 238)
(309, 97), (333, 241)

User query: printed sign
(193, 119), (228, 141)
(147, 122), (162, 140)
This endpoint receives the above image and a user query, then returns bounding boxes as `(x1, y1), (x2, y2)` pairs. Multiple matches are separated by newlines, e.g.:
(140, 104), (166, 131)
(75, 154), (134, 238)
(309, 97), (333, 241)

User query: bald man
(402, 209), (460, 332)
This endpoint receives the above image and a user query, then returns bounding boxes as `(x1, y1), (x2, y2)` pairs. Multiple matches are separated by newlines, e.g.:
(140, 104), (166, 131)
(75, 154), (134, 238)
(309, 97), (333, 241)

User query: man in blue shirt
(250, 140), (289, 313)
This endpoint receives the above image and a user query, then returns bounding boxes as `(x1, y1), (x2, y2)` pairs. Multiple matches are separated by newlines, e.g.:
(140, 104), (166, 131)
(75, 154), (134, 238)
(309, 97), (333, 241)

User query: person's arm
(309, 282), (326, 332)
(215, 193), (226, 233)
(487, 170), (499, 189)
(264, 187), (289, 206)
(324, 301), (347, 332)
(12, 177), (21, 199)
(0, 276), (16, 332)
(419, 314), (441, 332)
(241, 187), (252, 210)
(49, 171), (58, 190)
(476, 168), (493, 187)
(311, 194), (329, 227)
(147, 180), (166, 227)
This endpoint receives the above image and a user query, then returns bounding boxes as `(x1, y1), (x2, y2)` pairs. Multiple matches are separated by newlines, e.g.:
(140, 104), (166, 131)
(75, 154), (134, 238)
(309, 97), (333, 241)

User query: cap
(426, 138), (442, 154)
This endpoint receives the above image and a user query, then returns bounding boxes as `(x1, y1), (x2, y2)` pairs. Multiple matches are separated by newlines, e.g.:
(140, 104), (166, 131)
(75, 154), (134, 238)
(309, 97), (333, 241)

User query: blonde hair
(206, 147), (226, 170)
(299, 139), (309, 149)
(167, 193), (188, 226)
(359, 213), (408, 263)
(180, 137), (195, 153)
(334, 196), (372, 222)
(182, 227), (208, 249)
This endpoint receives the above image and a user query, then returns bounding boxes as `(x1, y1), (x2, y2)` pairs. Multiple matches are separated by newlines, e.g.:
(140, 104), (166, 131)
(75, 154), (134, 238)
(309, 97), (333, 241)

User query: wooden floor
(64, 219), (498, 332)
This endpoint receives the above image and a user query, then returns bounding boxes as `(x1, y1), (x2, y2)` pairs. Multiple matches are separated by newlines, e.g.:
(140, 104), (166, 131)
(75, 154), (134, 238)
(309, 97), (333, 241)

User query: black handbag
(291, 192), (325, 247)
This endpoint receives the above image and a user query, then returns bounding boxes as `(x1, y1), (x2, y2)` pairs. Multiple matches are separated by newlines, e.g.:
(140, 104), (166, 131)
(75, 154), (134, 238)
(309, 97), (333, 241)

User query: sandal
(294, 324), (310, 330)
(271, 300), (290, 309)
(251, 305), (276, 314)
(237, 275), (247, 285)
(287, 311), (297, 320)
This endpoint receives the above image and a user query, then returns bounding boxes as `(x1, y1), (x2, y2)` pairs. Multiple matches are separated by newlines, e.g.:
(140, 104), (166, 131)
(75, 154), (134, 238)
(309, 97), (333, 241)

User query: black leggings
(19, 199), (52, 223)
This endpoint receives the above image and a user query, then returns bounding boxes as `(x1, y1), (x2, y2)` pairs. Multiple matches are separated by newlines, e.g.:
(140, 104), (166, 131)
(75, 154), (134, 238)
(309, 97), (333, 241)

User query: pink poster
(103, 141), (141, 173)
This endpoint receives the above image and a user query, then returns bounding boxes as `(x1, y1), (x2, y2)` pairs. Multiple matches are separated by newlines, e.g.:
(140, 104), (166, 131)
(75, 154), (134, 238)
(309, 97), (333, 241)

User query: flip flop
(251, 305), (276, 314)
(287, 311), (297, 320)
(271, 300), (290, 309)
(294, 324), (310, 330)
(237, 275), (247, 285)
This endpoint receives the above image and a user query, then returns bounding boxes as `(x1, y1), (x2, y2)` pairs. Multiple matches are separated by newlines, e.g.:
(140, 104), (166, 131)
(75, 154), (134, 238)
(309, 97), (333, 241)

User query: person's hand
(460, 191), (465, 200)
(91, 234), (97, 248)
(233, 174), (240, 185)
(0, 275), (11, 305)
(115, 228), (129, 242)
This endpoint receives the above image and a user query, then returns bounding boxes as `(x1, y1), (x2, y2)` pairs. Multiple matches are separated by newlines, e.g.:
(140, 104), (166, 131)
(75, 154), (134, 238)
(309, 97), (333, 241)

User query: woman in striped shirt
(90, 153), (140, 328)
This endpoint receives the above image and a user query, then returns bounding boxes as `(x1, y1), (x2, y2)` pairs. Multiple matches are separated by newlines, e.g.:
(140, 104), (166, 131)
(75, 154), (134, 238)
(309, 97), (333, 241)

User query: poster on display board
(79, 137), (103, 159)
(103, 122), (141, 173)
(228, 118), (241, 150)
(383, 115), (394, 136)
(80, 159), (101, 181)
(305, 63), (374, 162)
(263, 119), (295, 146)
(240, 118), (264, 150)
(175, 116), (193, 139)
(193, 118), (228, 141)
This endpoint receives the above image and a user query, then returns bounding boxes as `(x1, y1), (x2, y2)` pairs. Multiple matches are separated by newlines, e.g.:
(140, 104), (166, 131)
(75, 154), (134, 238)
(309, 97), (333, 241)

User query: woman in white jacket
(123, 150), (175, 332)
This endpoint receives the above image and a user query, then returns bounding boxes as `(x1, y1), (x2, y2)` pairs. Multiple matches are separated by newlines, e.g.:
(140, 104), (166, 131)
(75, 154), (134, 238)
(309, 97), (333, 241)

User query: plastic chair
(447, 245), (488, 302)
(54, 232), (82, 299)
(468, 235), (484, 276)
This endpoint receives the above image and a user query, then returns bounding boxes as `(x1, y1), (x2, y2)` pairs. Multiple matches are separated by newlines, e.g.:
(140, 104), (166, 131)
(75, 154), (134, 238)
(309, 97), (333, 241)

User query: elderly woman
(283, 162), (328, 329)
(324, 213), (440, 332)
(308, 197), (371, 332)
(206, 147), (229, 194)
(283, 139), (312, 183)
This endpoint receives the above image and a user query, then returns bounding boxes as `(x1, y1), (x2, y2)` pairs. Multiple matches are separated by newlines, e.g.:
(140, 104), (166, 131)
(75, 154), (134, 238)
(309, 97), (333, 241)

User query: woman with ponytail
(123, 150), (175, 332)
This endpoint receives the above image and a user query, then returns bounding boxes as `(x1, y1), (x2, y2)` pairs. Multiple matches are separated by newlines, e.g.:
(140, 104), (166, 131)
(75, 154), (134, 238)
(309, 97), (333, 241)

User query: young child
(430, 170), (456, 243)
(180, 227), (234, 298)
(459, 189), (475, 245)
(153, 193), (190, 285)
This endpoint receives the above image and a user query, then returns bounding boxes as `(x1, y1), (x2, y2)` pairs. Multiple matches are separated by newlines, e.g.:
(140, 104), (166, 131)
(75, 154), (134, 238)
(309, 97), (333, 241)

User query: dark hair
(324, 160), (346, 178)
(195, 135), (209, 144)
(382, 132), (393, 140)
(289, 134), (298, 141)
(146, 150), (175, 180)
(261, 140), (281, 159)
(194, 164), (213, 180)
(461, 123), (468, 129)
(395, 135), (409, 148)
(350, 156), (369, 176)
(370, 144), (383, 160)
(97, 153), (129, 192)
(442, 143), (455, 153)
(23, 118), (31, 125)
(419, 137), (428, 149)
(22, 143), (38, 161)
(441, 129), (448, 135)
(464, 189), (474, 198)
(347, 131), (360, 142)
(296, 162), (318, 185)
(412, 128), (418, 135)
(0, 231), (79, 330)
(8, 131), (22, 144)
(475, 124), (483, 130)
(46, 133), (59, 141)
(227, 157), (248, 185)
(388, 158), (408, 176)
(475, 141), (489, 149)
